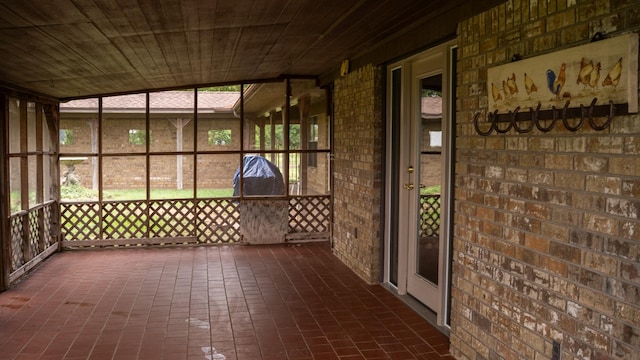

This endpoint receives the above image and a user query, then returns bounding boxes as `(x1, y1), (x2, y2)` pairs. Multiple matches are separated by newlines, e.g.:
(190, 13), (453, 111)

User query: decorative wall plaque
(487, 33), (638, 113)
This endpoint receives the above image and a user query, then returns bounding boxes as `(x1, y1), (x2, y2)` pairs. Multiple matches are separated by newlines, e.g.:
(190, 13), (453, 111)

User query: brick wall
(453, 1), (640, 359)
(306, 112), (330, 195)
(60, 112), (330, 193)
(60, 116), (242, 190)
(332, 64), (384, 284)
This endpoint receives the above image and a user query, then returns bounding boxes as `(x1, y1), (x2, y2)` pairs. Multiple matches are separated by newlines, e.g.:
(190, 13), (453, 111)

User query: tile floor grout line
(0, 243), (452, 360)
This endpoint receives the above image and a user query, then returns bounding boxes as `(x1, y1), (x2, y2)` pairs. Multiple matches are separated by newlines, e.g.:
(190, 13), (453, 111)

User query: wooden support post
(0, 95), (9, 290)
(243, 116), (255, 151)
(258, 117), (265, 156)
(44, 104), (61, 250)
(19, 100), (31, 263)
(36, 103), (45, 253)
(283, 79), (290, 193)
(298, 95), (310, 195)
(86, 118), (98, 190)
(269, 111), (276, 163)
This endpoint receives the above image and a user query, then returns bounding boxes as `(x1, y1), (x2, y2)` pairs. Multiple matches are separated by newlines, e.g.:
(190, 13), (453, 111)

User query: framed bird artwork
(486, 33), (638, 114)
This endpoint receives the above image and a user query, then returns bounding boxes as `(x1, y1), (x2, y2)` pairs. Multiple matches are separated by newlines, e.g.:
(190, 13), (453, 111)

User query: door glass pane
(416, 74), (443, 285)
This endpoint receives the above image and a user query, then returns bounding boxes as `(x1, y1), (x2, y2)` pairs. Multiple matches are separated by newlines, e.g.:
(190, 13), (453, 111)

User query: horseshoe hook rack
(474, 98), (628, 136)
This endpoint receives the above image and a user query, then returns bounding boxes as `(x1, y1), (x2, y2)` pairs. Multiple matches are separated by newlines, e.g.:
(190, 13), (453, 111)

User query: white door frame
(384, 40), (455, 327)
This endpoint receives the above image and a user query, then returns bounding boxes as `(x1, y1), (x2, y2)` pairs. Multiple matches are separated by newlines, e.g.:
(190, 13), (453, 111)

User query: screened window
(60, 129), (74, 145)
(208, 129), (232, 145)
(57, 79), (330, 201)
(129, 129), (149, 145)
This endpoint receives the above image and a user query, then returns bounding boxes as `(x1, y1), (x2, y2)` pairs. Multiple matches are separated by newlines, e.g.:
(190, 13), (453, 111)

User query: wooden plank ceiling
(0, 0), (502, 100)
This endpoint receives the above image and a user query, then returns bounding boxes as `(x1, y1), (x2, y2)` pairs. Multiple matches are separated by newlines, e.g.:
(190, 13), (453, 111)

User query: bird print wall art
(524, 73), (537, 96)
(546, 63), (567, 100)
(486, 33), (638, 114)
(602, 57), (622, 88)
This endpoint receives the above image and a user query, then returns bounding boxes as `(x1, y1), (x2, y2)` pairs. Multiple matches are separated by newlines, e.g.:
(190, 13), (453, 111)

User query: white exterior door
(387, 41), (455, 326)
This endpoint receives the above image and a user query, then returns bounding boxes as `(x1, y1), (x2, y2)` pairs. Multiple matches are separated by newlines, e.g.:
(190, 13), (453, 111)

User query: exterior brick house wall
(61, 114), (335, 193)
(60, 115), (242, 191)
(332, 64), (384, 284)
(306, 107), (331, 195)
(452, 1), (640, 359)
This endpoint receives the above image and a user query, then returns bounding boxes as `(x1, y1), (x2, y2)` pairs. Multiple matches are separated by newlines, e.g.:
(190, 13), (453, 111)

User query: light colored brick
(332, 65), (383, 284)
(453, 1), (640, 359)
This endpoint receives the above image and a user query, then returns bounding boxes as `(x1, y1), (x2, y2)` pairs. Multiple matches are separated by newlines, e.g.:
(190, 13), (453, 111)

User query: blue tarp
(232, 155), (285, 196)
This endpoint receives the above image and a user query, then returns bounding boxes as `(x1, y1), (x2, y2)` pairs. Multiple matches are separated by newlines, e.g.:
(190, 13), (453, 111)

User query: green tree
(208, 129), (232, 145)
(257, 124), (300, 149)
(129, 129), (149, 145)
(199, 85), (241, 91)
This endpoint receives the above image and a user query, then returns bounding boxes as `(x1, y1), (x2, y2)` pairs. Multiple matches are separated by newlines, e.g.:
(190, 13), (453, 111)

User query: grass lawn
(61, 185), (234, 201)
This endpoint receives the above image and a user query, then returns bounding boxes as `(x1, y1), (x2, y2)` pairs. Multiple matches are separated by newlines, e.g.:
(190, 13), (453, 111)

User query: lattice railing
(61, 196), (329, 246)
(419, 194), (441, 238)
(9, 201), (57, 273)
(197, 199), (241, 243)
(60, 202), (100, 240)
(43, 204), (53, 247)
(289, 196), (331, 233)
(149, 200), (196, 238)
(102, 201), (148, 239)
(28, 209), (41, 256)
(10, 214), (25, 271)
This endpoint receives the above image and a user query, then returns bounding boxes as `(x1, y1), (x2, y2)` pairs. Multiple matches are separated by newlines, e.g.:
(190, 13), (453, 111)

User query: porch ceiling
(0, 0), (504, 101)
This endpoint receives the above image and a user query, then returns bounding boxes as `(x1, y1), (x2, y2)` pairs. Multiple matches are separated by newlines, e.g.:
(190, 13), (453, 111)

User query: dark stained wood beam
(0, 95), (9, 290)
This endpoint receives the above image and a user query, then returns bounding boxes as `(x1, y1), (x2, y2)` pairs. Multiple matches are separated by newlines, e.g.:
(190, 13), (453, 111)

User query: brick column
(332, 65), (384, 284)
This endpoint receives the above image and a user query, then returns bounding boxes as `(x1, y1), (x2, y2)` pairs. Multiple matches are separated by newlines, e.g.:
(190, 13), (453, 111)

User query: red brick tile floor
(0, 243), (453, 360)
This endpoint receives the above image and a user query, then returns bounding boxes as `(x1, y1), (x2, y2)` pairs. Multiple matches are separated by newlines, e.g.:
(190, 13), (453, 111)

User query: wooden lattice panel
(10, 215), (24, 271)
(102, 201), (148, 239)
(197, 199), (241, 243)
(43, 203), (53, 247)
(60, 196), (331, 245)
(61, 202), (101, 240)
(28, 209), (41, 255)
(9, 205), (58, 278)
(149, 200), (196, 238)
(419, 195), (441, 237)
(288, 196), (331, 233)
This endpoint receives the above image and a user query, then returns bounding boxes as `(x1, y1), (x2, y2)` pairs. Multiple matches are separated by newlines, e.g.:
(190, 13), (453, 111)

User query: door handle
(404, 183), (414, 190)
